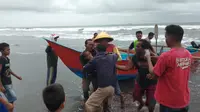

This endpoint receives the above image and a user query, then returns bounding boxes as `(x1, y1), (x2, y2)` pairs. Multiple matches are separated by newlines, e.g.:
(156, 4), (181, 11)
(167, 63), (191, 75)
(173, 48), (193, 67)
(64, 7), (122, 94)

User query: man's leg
(46, 66), (57, 86)
(85, 86), (114, 112)
(115, 81), (124, 108)
(91, 77), (98, 91)
(82, 78), (91, 102)
(51, 66), (57, 84)
(103, 89), (114, 112)
(133, 82), (144, 111)
(146, 85), (156, 112)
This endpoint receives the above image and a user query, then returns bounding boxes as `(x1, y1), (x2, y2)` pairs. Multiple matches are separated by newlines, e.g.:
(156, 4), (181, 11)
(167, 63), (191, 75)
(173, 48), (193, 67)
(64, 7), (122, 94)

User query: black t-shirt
(45, 46), (58, 68)
(129, 42), (134, 50)
(0, 57), (12, 85)
(132, 55), (157, 88)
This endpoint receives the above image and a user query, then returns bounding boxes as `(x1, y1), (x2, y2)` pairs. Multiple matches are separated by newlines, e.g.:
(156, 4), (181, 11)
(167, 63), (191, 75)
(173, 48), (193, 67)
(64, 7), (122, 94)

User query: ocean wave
(15, 52), (40, 55)
(1, 25), (200, 32)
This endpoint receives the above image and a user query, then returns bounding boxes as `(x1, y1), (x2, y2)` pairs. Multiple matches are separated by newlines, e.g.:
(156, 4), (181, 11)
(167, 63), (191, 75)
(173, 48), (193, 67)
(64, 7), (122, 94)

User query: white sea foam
(1, 25), (200, 32)
(15, 52), (40, 55)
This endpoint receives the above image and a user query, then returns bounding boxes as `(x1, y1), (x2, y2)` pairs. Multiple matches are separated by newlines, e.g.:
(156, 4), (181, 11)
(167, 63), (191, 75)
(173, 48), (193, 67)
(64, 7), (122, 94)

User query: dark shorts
(133, 82), (156, 107)
(160, 104), (189, 112)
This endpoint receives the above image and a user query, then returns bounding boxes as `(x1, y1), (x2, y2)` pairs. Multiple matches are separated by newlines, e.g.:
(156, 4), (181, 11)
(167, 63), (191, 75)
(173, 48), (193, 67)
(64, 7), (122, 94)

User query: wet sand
(3, 36), (200, 112)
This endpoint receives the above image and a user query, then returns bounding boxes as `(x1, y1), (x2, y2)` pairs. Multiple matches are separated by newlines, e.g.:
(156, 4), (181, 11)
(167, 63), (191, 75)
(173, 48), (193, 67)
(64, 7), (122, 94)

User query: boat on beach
(44, 39), (200, 80)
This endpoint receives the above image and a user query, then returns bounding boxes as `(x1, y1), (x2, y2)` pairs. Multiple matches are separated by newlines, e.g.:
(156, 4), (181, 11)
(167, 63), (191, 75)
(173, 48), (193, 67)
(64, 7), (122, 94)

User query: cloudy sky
(0, 0), (200, 27)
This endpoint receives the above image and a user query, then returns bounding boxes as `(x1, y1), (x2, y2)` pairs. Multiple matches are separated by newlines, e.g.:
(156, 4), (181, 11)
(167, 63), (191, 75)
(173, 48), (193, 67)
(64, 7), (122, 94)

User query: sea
(1, 24), (200, 112)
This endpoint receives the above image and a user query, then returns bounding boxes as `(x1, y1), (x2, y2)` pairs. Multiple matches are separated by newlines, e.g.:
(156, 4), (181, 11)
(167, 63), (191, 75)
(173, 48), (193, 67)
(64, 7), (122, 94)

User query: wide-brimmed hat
(93, 32), (113, 42)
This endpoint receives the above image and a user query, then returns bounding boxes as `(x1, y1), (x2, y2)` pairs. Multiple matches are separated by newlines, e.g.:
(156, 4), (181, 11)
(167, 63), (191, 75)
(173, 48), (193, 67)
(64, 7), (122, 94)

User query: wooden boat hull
(45, 39), (200, 80)
(45, 39), (137, 80)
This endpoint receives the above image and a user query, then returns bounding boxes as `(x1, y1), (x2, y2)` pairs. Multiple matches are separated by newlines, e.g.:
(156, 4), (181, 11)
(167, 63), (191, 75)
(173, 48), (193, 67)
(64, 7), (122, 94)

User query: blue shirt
(0, 93), (8, 112)
(83, 52), (118, 88)
(0, 103), (8, 112)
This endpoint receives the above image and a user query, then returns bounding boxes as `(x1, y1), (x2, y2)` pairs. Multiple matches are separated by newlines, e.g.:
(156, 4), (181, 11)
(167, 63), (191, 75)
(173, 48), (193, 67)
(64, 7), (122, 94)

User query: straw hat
(93, 32), (113, 42)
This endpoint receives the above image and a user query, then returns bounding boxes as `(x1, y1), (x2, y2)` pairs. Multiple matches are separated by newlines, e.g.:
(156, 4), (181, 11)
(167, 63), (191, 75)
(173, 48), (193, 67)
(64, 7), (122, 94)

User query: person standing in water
(45, 34), (59, 86)
(80, 39), (97, 102)
(145, 25), (191, 112)
(116, 39), (157, 112)
(127, 31), (143, 57)
(93, 32), (124, 108)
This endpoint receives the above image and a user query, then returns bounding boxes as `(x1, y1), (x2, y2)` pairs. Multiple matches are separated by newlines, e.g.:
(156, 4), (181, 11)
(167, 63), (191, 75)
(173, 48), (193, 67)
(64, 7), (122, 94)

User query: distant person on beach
(92, 33), (98, 48)
(92, 33), (98, 40)
(83, 44), (118, 112)
(43, 83), (66, 112)
(45, 34), (59, 86)
(93, 32), (124, 108)
(128, 31), (143, 57)
(0, 92), (14, 112)
(145, 25), (191, 112)
(145, 32), (154, 43)
(0, 43), (22, 104)
(80, 39), (97, 102)
(116, 39), (157, 112)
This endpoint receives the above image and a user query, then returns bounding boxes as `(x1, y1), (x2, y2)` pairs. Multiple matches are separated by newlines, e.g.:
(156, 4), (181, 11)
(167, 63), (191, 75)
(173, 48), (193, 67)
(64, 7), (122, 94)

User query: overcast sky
(0, 0), (200, 27)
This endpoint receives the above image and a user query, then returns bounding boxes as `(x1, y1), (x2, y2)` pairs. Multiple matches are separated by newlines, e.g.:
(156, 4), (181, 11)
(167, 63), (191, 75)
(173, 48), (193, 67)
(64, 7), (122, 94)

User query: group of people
(79, 24), (192, 112)
(0, 24), (193, 112)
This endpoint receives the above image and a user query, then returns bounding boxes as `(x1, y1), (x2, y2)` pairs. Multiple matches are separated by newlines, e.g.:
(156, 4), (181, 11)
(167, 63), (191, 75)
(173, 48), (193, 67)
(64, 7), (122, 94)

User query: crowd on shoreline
(0, 24), (196, 112)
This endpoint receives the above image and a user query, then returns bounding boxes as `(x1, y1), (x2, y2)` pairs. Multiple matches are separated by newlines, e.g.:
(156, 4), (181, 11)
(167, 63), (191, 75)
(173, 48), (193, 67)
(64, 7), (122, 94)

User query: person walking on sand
(145, 25), (191, 112)
(45, 34), (59, 86)
(93, 32), (124, 108)
(83, 44), (118, 112)
(0, 43), (22, 104)
(116, 39), (157, 112)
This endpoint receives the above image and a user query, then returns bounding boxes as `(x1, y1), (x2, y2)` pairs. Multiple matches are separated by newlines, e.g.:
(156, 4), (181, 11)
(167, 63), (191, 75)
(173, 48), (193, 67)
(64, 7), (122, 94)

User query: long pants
(46, 66), (57, 86)
(82, 77), (98, 102)
(85, 86), (114, 112)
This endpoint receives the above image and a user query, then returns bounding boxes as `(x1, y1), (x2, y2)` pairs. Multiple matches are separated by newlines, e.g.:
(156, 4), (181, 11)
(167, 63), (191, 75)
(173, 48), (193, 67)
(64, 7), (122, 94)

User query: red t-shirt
(153, 48), (192, 108)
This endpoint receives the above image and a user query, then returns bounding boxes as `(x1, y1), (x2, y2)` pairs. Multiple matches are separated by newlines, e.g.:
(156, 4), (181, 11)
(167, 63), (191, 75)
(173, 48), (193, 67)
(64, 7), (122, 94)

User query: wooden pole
(154, 24), (158, 53)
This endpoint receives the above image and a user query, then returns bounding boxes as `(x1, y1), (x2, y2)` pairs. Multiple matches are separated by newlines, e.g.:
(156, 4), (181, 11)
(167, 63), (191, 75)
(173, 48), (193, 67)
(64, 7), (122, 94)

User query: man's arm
(79, 55), (85, 66)
(82, 60), (95, 76)
(146, 56), (158, 79)
(0, 62), (5, 92)
(145, 50), (167, 79)
(128, 42), (134, 57)
(116, 58), (134, 71)
(10, 70), (22, 80)
(113, 47), (122, 60)
(45, 46), (52, 53)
